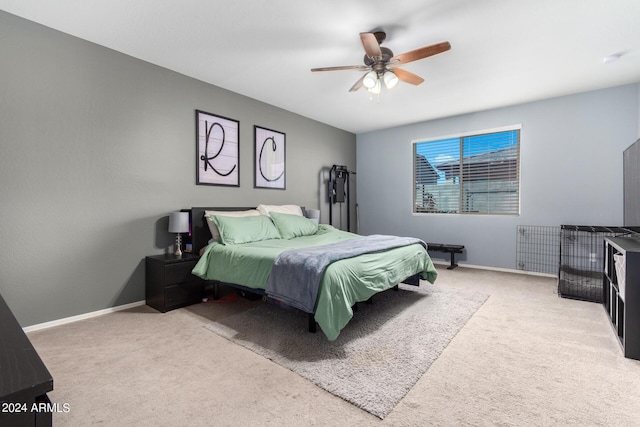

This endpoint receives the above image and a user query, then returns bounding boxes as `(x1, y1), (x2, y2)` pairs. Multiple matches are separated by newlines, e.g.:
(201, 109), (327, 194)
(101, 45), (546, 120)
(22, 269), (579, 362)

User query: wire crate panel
(516, 225), (560, 275)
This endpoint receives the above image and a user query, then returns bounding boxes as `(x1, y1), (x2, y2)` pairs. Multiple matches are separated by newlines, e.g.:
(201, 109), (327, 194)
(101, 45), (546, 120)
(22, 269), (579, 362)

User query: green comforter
(192, 225), (438, 340)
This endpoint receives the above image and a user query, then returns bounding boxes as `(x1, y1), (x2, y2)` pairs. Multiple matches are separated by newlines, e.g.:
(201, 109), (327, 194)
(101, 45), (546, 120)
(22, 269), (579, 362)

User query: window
(413, 126), (520, 215)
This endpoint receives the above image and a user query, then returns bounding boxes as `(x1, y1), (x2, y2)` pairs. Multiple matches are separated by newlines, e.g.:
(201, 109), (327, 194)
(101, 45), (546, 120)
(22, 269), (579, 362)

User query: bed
(190, 205), (438, 340)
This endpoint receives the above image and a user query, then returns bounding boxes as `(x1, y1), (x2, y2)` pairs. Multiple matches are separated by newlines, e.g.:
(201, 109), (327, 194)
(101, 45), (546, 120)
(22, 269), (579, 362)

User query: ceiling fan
(311, 31), (451, 93)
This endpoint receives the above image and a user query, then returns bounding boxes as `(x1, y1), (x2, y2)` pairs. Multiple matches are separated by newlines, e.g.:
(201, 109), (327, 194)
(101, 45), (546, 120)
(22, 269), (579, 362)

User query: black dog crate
(558, 225), (638, 303)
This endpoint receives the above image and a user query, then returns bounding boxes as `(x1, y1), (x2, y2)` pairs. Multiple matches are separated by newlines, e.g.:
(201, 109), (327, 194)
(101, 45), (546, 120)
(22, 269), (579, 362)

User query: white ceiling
(2, 0), (640, 134)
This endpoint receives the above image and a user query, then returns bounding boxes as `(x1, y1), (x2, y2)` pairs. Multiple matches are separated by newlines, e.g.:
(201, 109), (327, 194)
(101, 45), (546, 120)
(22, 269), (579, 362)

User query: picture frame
(196, 110), (240, 186)
(254, 125), (286, 190)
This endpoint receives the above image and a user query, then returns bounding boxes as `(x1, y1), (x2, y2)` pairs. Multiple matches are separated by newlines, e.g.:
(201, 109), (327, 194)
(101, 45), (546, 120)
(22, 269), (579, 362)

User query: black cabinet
(145, 254), (204, 313)
(0, 293), (53, 427)
(603, 236), (640, 360)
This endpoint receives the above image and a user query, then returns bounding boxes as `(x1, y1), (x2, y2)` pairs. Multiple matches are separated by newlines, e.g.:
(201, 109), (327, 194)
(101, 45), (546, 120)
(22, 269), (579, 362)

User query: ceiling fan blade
(393, 68), (425, 85)
(360, 32), (382, 59)
(348, 74), (366, 92)
(311, 65), (370, 72)
(390, 41), (451, 65)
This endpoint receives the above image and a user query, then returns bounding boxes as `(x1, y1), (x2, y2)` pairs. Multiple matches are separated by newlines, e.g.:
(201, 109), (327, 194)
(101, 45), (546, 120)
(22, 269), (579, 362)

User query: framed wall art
(254, 125), (286, 190)
(196, 110), (239, 186)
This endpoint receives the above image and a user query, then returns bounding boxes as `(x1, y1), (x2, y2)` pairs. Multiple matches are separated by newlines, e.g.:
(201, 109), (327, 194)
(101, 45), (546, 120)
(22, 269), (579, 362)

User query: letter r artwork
(196, 110), (239, 186)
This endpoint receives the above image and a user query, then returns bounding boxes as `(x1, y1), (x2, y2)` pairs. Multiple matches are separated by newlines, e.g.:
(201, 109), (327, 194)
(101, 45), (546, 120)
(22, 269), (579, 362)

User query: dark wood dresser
(0, 292), (53, 426)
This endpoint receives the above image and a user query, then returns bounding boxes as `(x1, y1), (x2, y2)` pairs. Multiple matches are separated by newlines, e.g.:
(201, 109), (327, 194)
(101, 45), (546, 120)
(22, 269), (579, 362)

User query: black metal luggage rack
(558, 225), (640, 303)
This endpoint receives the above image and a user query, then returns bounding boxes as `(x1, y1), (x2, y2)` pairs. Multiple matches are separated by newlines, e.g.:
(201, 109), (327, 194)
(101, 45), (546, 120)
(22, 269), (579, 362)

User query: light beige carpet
(26, 266), (640, 426)
(204, 284), (488, 418)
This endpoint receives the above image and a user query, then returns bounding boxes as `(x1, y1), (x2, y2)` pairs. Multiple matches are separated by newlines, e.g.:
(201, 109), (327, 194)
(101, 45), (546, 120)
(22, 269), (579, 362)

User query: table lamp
(168, 211), (189, 256)
(306, 208), (320, 224)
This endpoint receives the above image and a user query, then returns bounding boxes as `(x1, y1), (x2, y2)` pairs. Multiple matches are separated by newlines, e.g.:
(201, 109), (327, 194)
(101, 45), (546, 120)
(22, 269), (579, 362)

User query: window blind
(413, 127), (520, 215)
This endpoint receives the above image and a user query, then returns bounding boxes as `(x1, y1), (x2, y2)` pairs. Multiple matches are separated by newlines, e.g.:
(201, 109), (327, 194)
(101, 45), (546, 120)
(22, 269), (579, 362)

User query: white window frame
(412, 125), (521, 216)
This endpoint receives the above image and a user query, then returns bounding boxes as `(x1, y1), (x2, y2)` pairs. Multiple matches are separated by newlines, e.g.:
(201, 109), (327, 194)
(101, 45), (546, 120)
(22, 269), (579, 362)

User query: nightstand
(145, 253), (204, 313)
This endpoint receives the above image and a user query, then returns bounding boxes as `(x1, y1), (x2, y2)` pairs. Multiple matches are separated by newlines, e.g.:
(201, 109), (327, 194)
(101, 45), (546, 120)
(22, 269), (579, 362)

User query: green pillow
(212, 215), (281, 244)
(270, 211), (319, 239)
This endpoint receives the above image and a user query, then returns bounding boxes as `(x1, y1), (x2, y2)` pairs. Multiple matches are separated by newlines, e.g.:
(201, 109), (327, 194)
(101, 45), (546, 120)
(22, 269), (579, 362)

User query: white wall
(0, 11), (355, 326)
(357, 84), (639, 269)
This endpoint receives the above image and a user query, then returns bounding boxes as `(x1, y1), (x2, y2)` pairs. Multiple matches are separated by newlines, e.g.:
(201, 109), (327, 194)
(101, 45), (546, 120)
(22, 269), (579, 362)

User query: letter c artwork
(259, 136), (284, 182)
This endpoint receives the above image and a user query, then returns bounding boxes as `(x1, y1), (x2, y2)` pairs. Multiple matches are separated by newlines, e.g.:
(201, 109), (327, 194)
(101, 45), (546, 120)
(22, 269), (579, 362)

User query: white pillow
(204, 209), (260, 242)
(256, 204), (303, 217)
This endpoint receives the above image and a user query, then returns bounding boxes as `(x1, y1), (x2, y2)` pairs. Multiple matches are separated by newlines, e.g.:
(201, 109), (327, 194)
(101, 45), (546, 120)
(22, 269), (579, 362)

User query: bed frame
(191, 206), (323, 331)
(189, 206), (419, 333)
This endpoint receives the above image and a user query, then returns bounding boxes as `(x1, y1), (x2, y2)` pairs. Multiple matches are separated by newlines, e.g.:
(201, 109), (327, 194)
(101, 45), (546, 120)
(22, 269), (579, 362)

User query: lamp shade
(362, 70), (378, 89)
(306, 208), (320, 224)
(306, 208), (320, 219)
(383, 71), (399, 89)
(168, 211), (189, 233)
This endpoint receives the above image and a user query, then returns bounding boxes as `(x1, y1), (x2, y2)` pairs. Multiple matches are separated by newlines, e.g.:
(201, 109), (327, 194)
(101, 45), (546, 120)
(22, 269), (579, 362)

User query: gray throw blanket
(266, 235), (426, 313)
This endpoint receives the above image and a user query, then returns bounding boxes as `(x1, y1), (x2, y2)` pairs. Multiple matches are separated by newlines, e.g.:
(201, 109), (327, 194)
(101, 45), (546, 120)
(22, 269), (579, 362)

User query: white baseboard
(23, 300), (146, 333)
(431, 261), (556, 278)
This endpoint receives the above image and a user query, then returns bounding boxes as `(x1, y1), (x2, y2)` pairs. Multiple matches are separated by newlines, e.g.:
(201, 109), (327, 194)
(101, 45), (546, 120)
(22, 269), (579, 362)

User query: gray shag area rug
(205, 284), (489, 419)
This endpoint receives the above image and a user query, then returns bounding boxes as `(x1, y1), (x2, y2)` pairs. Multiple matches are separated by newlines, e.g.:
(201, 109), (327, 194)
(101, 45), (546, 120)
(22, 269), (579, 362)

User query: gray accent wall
(0, 12), (355, 326)
(357, 84), (639, 270)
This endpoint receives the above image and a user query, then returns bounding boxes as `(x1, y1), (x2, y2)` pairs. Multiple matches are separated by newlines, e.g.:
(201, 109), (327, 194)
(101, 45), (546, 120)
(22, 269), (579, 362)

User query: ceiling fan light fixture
(383, 71), (399, 89)
(362, 70), (378, 89)
(311, 31), (450, 95)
